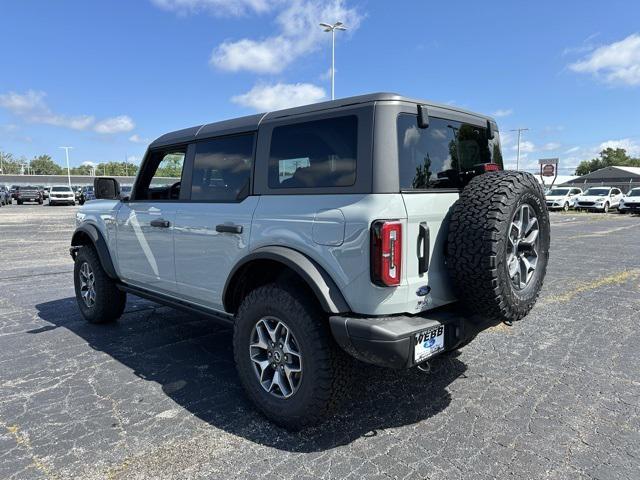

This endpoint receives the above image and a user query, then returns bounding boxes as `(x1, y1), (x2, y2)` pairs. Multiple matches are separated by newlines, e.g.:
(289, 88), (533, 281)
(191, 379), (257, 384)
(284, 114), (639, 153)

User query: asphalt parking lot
(1, 204), (639, 480)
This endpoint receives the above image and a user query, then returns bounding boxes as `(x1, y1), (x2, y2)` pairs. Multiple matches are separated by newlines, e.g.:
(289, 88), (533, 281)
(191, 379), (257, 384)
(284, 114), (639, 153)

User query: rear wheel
(73, 245), (126, 324)
(447, 171), (550, 323)
(233, 283), (349, 430)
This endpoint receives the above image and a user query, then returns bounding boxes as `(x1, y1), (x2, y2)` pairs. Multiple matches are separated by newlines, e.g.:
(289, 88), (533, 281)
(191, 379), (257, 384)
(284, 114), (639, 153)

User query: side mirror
(417, 104), (429, 129)
(94, 177), (120, 200)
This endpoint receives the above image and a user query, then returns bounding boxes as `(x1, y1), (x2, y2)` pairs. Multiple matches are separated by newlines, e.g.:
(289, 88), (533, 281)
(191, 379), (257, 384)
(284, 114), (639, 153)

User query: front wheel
(233, 283), (349, 430)
(563, 202), (569, 212)
(603, 202), (610, 213)
(73, 246), (126, 324)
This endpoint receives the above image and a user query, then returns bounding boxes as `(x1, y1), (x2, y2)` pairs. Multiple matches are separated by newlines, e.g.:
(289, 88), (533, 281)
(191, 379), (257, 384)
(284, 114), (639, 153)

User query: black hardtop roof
(149, 92), (496, 148)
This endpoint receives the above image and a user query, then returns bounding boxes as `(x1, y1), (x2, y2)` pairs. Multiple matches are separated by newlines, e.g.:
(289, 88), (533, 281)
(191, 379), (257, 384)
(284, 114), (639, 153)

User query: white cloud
(231, 82), (326, 111)
(126, 155), (141, 164)
(150, 0), (271, 16)
(565, 146), (580, 154)
(513, 140), (535, 153)
(492, 108), (513, 117)
(0, 90), (134, 134)
(82, 161), (97, 167)
(599, 138), (640, 157)
(211, 0), (362, 74)
(569, 33), (640, 86)
(94, 116), (135, 134)
(129, 134), (150, 144)
(542, 142), (561, 151)
(0, 90), (94, 130)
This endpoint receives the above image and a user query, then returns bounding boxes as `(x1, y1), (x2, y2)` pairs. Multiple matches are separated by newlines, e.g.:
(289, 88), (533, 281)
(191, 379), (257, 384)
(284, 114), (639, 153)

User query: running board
(117, 283), (234, 325)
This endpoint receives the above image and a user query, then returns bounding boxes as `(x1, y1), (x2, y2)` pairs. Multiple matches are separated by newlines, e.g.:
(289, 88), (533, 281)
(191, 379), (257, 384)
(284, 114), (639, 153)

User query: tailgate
(401, 192), (458, 313)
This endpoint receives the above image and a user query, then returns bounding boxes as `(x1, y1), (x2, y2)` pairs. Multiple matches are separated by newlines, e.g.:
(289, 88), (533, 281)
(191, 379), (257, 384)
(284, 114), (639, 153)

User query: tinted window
(190, 134), (254, 202)
(268, 115), (357, 189)
(51, 186), (72, 192)
(134, 149), (186, 201)
(397, 114), (501, 190)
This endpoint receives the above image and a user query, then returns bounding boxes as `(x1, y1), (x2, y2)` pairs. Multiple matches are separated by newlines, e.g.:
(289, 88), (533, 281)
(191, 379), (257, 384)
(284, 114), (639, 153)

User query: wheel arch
(71, 224), (118, 280)
(223, 246), (351, 315)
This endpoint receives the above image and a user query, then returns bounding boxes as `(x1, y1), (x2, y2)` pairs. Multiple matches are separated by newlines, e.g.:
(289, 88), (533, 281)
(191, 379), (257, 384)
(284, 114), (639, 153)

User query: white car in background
(618, 187), (640, 214)
(545, 186), (583, 211)
(49, 186), (76, 206)
(575, 186), (623, 213)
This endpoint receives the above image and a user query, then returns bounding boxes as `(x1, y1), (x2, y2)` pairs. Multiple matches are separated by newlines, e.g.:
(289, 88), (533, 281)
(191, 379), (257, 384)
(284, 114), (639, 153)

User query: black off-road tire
(446, 171), (550, 323)
(233, 283), (350, 430)
(73, 245), (126, 324)
(17, 200), (23, 205)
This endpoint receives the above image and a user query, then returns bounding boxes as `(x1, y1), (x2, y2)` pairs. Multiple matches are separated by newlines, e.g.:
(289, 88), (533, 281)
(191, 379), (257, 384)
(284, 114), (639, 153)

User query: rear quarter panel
(251, 194), (415, 316)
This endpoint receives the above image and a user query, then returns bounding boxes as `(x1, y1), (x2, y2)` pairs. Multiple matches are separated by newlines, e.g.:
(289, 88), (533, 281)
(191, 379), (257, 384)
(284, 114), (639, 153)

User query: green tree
(575, 148), (640, 175)
(30, 154), (63, 175)
(0, 151), (22, 174)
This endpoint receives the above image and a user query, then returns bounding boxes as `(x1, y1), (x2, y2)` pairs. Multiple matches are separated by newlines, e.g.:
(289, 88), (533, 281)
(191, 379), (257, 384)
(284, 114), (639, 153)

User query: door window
(133, 149), (186, 201)
(190, 134), (254, 202)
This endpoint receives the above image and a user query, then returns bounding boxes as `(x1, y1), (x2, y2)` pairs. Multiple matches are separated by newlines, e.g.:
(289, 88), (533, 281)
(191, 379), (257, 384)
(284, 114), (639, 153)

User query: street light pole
(320, 21), (347, 100)
(59, 146), (73, 188)
(509, 128), (529, 171)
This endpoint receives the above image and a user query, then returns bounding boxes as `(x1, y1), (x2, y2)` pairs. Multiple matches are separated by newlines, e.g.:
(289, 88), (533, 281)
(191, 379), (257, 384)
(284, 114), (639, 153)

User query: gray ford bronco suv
(70, 93), (550, 429)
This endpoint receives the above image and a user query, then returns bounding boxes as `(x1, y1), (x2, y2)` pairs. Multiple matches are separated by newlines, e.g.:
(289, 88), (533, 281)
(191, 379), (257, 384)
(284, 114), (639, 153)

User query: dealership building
(561, 166), (640, 193)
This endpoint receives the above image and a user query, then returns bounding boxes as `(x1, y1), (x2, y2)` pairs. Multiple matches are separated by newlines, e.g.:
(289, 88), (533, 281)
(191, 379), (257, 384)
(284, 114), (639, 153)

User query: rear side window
(190, 134), (254, 202)
(268, 115), (357, 189)
(397, 114), (502, 190)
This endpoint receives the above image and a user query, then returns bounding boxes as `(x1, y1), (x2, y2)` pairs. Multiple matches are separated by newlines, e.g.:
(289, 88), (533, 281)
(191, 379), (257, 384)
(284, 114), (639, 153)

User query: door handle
(150, 219), (170, 228)
(417, 222), (430, 275)
(216, 224), (243, 234)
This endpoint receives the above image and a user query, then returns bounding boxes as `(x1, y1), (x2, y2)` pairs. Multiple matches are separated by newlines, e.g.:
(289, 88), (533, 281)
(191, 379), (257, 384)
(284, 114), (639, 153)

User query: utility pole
(510, 128), (529, 171)
(59, 146), (73, 187)
(320, 21), (347, 100)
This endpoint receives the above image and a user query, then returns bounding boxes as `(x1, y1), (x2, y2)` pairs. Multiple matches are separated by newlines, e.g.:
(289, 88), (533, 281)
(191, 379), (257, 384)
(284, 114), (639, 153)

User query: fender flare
(71, 224), (118, 279)
(223, 246), (350, 314)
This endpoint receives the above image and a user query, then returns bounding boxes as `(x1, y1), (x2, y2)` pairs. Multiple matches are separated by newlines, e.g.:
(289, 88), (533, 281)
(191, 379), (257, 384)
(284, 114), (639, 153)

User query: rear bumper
(329, 306), (498, 369)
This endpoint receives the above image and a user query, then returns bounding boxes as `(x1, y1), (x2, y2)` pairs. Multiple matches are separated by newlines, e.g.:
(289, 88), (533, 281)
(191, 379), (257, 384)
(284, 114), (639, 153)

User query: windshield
(628, 189), (640, 197)
(547, 188), (569, 196)
(51, 186), (72, 192)
(584, 188), (610, 196)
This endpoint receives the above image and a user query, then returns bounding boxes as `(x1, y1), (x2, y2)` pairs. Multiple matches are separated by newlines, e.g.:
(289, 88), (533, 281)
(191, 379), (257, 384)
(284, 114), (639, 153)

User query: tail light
(371, 220), (402, 286)
(483, 163), (500, 172)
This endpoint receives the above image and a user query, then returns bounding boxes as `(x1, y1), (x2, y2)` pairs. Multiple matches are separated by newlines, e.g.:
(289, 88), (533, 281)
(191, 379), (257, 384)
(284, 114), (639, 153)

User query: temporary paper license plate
(414, 325), (445, 363)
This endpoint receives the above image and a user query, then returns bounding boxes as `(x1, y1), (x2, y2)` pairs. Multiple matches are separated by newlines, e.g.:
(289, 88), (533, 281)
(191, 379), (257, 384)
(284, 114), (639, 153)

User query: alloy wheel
(78, 262), (96, 308)
(249, 317), (302, 398)
(507, 204), (540, 290)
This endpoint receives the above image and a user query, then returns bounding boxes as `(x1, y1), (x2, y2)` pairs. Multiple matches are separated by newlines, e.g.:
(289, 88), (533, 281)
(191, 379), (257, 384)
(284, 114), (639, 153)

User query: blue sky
(1, 0), (639, 173)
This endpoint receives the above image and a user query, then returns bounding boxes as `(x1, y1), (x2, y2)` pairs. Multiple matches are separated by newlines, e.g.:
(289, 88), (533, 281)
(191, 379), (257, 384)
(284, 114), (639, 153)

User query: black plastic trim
(329, 306), (499, 369)
(223, 246), (350, 314)
(70, 224), (118, 279)
(118, 283), (234, 325)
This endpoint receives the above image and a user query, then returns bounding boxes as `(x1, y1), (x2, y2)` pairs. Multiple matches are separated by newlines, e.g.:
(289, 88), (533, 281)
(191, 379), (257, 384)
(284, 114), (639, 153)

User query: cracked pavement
(1, 205), (639, 479)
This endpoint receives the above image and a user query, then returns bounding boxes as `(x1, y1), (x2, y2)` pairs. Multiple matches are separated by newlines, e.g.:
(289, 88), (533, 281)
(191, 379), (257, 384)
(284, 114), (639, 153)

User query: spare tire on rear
(446, 171), (550, 323)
